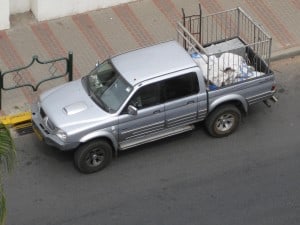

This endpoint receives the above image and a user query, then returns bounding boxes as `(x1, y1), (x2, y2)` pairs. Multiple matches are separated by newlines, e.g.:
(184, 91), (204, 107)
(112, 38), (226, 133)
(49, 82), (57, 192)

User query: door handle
(153, 110), (161, 114)
(187, 101), (195, 105)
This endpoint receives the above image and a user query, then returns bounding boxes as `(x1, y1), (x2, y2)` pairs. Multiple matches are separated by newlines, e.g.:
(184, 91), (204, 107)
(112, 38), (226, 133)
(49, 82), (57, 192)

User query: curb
(0, 111), (31, 126)
(0, 111), (33, 136)
(271, 46), (300, 62)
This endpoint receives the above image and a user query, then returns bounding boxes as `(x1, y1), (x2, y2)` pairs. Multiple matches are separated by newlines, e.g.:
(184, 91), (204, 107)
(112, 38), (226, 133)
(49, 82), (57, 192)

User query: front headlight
(56, 129), (68, 142)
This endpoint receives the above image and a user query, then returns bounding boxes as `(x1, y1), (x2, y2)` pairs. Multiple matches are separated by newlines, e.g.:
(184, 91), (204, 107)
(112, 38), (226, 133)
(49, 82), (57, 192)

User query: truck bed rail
(177, 5), (272, 89)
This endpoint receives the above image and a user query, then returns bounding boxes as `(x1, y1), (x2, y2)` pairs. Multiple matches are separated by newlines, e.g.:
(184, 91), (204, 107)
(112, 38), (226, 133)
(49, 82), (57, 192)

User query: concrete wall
(0, 0), (10, 30)
(31, 0), (136, 21)
(0, 0), (136, 30)
(10, 0), (31, 14)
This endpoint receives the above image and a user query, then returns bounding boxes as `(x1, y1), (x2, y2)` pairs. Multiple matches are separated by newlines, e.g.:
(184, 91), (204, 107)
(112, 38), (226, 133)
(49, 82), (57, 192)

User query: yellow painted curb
(0, 112), (32, 126)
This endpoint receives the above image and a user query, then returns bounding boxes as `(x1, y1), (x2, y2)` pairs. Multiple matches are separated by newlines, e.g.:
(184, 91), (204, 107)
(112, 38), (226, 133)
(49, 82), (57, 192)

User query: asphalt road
(4, 57), (300, 225)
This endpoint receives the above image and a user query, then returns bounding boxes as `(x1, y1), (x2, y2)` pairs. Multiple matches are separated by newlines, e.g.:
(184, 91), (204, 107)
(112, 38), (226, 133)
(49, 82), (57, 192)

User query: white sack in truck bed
(191, 52), (264, 88)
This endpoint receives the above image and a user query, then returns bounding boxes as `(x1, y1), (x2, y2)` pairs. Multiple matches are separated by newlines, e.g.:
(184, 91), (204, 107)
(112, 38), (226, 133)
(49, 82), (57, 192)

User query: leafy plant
(0, 123), (16, 225)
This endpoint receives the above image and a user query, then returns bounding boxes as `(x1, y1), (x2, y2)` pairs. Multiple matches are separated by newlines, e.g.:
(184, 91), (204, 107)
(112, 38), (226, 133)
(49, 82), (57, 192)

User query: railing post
(199, 3), (202, 44)
(68, 51), (73, 82)
(181, 8), (187, 50)
(268, 37), (272, 71)
(237, 7), (240, 38)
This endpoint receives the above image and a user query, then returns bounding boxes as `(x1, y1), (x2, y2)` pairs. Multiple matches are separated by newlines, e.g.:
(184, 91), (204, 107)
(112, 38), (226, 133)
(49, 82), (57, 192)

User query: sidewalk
(0, 0), (300, 116)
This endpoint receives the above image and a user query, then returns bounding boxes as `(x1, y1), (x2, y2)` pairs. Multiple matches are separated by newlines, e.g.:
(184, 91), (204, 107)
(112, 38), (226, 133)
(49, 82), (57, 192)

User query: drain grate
(14, 121), (33, 135)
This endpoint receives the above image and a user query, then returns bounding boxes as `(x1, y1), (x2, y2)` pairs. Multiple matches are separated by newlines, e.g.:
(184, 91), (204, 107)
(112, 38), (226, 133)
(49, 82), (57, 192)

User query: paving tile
(112, 3), (155, 47)
(130, 0), (175, 43)
(48, 17), (99, 77)
(89, 8), (139, 55)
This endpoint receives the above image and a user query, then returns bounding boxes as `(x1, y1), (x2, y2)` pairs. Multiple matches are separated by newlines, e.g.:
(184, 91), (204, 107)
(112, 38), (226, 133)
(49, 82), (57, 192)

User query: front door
(118, 82), (165, 148)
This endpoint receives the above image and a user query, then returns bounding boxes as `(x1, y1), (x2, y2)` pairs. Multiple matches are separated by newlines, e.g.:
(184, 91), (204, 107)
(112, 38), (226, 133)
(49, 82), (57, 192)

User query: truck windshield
(86, 60), (133, 113)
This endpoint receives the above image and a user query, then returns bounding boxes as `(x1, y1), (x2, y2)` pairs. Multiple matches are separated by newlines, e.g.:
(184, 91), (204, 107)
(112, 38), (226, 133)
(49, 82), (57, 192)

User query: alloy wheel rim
(86, 149), (104, 167)
(215, 113), (235, 132)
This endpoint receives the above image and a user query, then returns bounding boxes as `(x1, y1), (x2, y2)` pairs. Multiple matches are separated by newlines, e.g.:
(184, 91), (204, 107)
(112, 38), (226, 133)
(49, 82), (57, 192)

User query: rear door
(163, 72), (200, 128)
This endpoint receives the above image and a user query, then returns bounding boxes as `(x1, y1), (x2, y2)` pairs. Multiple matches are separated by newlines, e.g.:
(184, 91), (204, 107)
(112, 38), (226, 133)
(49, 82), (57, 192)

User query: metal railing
(181, 6), (271, 50)
(0, 52), (73, 109)
(178, 5), (272, 88)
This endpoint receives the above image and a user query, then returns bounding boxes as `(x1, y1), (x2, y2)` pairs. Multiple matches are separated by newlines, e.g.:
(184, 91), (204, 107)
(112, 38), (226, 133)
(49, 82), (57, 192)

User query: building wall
(0, 0), (136, 30)
(0, 0), (10, 30)
(10, 0), (31, 14)
(31, 0), (136, 21)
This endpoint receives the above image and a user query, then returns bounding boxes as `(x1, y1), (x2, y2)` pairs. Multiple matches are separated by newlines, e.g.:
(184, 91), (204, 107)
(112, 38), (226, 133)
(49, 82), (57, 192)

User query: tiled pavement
(0, 0), (299, 115)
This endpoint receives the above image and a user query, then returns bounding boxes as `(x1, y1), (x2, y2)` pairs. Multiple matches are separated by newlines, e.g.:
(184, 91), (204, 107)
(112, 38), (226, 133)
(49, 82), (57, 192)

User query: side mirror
(128, 105), (138, 116)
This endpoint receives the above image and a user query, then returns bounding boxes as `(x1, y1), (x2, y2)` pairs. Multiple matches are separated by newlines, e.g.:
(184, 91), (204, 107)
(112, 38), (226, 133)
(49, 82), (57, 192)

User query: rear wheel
(74, 140), (112, 173)
(205, 104), (241, 137)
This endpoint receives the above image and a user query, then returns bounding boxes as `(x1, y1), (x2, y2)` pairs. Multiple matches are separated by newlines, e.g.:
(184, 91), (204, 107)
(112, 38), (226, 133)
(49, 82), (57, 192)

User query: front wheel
(205, 105), (241, 138)
(74, 140), (112, 173)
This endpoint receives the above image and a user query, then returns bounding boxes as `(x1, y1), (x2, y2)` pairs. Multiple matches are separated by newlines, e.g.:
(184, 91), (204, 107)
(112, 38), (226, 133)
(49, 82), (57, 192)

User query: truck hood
(39, 79), (111, 130)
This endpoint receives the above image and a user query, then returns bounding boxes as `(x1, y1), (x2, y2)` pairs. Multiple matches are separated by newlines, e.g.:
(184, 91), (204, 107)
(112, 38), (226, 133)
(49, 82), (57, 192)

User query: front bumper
(31, 103), (79, 151)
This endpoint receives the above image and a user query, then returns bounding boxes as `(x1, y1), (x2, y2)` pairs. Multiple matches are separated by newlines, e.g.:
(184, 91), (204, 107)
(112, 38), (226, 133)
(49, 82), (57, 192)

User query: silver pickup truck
(32, 7), (276, 173)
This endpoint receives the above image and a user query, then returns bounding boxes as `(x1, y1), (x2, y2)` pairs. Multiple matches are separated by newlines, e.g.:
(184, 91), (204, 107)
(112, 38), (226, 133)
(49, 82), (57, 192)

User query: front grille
(40, 107), (46, 118)
(46, 118), (56, 130)
(38, 123), (50, 134)
(39, 107), (56, 131)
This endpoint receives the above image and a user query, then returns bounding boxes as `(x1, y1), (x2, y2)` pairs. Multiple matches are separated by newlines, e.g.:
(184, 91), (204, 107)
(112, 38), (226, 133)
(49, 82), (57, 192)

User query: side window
(129, 82), (161, 110)
(163, 72), (199, 102)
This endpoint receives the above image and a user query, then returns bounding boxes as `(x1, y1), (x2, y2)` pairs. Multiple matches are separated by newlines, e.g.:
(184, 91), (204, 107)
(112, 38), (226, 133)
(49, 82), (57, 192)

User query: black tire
(74, 140), (112, 173)
(205, 104), (241, 138)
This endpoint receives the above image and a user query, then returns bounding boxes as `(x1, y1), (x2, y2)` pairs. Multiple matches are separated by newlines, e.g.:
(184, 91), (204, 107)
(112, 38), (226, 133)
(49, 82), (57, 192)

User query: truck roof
(111, 40), (197, 86)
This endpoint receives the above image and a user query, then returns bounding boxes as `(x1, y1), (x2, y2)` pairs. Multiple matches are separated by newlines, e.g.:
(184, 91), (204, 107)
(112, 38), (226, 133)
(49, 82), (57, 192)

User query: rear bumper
(246, 90), (276, 106)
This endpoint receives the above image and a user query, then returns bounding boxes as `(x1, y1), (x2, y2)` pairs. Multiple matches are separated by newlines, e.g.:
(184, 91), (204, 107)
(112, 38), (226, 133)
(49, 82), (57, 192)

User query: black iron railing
(0, 52), (73, 109)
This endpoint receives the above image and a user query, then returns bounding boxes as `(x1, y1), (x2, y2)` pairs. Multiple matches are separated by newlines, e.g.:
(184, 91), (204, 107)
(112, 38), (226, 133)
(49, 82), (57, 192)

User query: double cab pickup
(32, 7), (276, 173)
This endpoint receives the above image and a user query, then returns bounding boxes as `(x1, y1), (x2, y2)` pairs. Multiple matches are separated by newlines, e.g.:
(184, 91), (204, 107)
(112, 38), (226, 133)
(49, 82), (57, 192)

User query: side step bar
(119, 124), (195, 150)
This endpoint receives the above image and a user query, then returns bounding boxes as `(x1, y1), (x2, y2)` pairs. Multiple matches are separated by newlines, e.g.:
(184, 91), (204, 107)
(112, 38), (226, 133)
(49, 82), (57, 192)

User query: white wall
(0, 0), (10, 30)
(10, 0), (31, 14)
(0, 0), (136, 30)
(31, 0), (136, 21)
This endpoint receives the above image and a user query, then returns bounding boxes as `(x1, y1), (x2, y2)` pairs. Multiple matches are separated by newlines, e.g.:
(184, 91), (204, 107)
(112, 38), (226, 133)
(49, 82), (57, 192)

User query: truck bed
(190, 38), (272, 89)
(177, 7), (273, 91)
